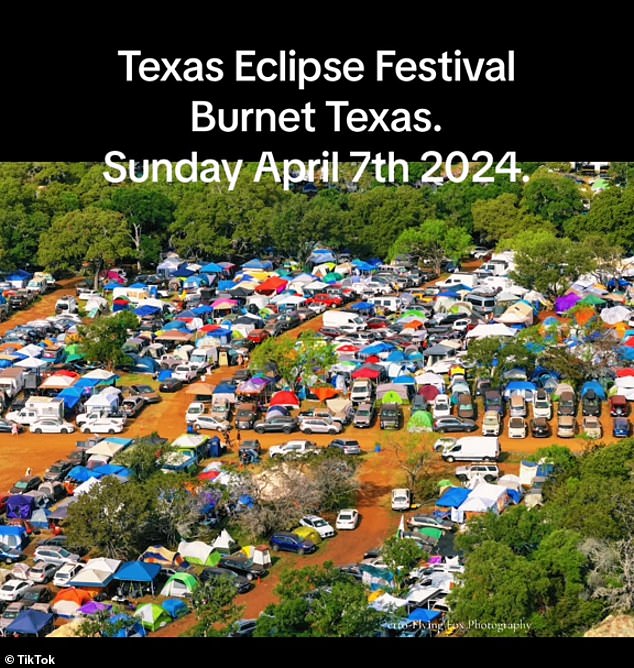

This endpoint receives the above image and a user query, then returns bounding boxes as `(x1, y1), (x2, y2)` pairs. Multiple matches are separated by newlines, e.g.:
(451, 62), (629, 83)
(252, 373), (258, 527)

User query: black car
(433, 417), (478, 433)
(253, 416), (297, 434)
(66, 449), (88, 467)
(219, 556), (269, 580)
(20, 585), (53, 610)
(318, 327), (342, 339)
(159, 377), (184, 393)
(199, 567), (252, 594)
(530, 417), (551, 438)
(277, 313), (300, 331)
(10, 476), (43, 495)
(43, 460), (72, 482)
(484, 390), (504, 415)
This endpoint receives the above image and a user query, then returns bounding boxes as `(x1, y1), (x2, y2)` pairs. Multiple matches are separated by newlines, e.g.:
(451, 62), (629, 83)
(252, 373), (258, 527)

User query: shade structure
(351, 367), (381, 380)
(185, 382), (216, 395)
(6, 610), (53, 636)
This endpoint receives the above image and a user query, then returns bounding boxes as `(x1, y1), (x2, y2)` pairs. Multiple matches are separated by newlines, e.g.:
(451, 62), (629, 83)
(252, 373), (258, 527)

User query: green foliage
(77, 310), (139, 370)
(76, 607), (138, 637)
(191, 577), (244, 637)
(528, 444), (580, 480)
(521, 172), (583, 228)
(114, 432), (167, 482)
(472, 193), (550, 245)
(381, 536), (425, 592)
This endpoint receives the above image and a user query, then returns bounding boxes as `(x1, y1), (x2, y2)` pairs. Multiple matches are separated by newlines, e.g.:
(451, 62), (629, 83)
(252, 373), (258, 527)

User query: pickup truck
(269, 440), (318, 459)
(76, 410), (127, 428)
(172, 364), (199, 383)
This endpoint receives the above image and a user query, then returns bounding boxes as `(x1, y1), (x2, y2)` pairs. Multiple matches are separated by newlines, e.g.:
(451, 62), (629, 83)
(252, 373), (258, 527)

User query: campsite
(0, 161), (633, 637)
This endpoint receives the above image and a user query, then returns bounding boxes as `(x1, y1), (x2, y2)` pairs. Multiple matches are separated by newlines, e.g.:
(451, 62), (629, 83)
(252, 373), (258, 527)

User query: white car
(432, 395), (452, 419)
(53, 562), (83, 588)
(0, 579), (33, 602)
(307, 302), (327, 315)
(185, 402), (206, 423)
(269, 440), (318, 459)
(300, 515), (335, 539)
(76, 411), (127, 427)
(30, 418), (75, 434)
(172, 364), (199, 383)
(335, 508), (360, 531)
(194, 415), (231, 432)
(33, 546), (80, 566)
(81, 418), (125, 434)
(508, 416), (528, 439)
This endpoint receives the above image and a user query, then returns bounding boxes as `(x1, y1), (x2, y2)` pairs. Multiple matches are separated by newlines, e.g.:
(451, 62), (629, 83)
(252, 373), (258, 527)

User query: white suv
(455, 464), (500, 483)
(299, 417), (342, 435)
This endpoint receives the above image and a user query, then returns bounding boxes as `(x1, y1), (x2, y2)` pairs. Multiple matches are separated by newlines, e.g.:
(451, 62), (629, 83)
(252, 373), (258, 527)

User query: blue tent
(129, 282), (148, 289)
(386, 350), (406, 363)
(215, 382), (237, 395)
(114, 561), (161, 583)
(242, 258), (273, 270)
(393, 376), (415, 385)
(172, 267), (195, 278)
(104, 614), (147, 638)
(162, 320), (188, 331)
(128, 355), (159, 374)
(205, 327), (232, 339)
(436, 487), (470, 508)
(581, 380), (606, 399)
(218, 280), (236, 290)
(362, 342), (394, 356)
(201, 262), (224, 274)
(407, 608), (441, 624)
(505, 380), (537, 393)
(103, 281), (123, 291)
(135, 305), (161, 317)
(66, 466), (97, 483)
(192, 305), (214, 316)
(162, 599), (188, 619)
(6, 610), (53, 636)
(92, 464), (132, 479)
(157, 370), (172, 381)
(0, 525), (27, 543)
(74, 377), (101, 390)
(57, 387), (83, 410)
(308, 249), (336, 264)
(351, 260), (375, 272)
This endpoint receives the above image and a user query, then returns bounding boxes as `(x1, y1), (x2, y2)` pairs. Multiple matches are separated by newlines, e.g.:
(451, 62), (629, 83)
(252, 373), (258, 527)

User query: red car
(306, 293), (343, 308)
(367, 317), (389, 329)
(248, 329), (270, 344)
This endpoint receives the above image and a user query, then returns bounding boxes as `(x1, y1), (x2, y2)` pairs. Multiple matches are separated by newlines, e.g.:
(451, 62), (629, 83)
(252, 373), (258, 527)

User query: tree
(309, 454), (360, 512)
(508, 230), (595, 298)
(584, 536), (634, 614)
(65, 477), (152, 559)
(114, 433), (168, 482)
(76, 607), (138, 638)
(521, 172), (583, 229)
(472, 193), (548, 245)
(389, 219), (472, 274)
(77, 310), (139, 371)
(391, 435), (435, 501)
(381, 536), (425, 592)
(190, 577), (244, 637)
(37, 207), (133, 287)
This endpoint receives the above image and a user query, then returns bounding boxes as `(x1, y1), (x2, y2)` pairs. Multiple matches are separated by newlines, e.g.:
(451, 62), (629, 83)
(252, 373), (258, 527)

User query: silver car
(299, 417), (342, 435)
(353, 403), (375, 428)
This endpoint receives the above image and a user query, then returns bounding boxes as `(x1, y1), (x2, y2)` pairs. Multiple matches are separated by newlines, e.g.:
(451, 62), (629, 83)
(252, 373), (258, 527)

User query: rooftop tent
(212, 528), (238, 553)
(6, 494), (35, 520)
(177, 539), (218, 566)
(436, 486), (471, 508)
(407, 410), (434, 432)
(162, 599), (189, 620)
(270, 390), (300, 408)
(581, 380), (606, 399)
(160, 572), (199, 598)
(134, 603), (171, 632)
(407, 608), (441, 624)
(6, 610), (53, 637)
(139, 545), (184, 569)
(555, 292), (582, 314)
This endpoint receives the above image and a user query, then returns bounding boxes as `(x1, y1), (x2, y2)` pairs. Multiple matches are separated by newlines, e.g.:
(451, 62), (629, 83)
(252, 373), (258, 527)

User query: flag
(397, 514), (405, 538)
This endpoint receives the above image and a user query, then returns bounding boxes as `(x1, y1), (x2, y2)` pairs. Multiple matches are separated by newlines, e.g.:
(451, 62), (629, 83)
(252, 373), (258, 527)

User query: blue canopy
(205, 327), (232, 338)
(505, 380), (537, 392)
(436, 487), (470, 508)
(66, 466), (97, 483)
(129, 282), (148, 289)
(200, 262), (224, 273)
(0, 525), (27, 539)
(183, 275), (208, 287)
(407, 608), (441, 624)
(7, 269), (32, 280)
(74, 377), (101, 389)
(242, 258), (273, 270)
(103, 281), (123, 291)
(215, 382), (237, 395)
(162, 598), (188, 619)
(386, 350), (406, 363)
(218, 280), (236, 290)
(92, 464), (132, 478)
(172, 267), (195, 277)
(6, 610), (53, 636)
(393, 376), (415, 385)
(135, 305), (161, 317)
(351, 259), (375, 272)
(162, 320), (188, 331)
(350, 302), (375, 311)
(581, 380), (606, 399)
(362, 342), (394, 356)
(114, 561), (161, 583)
(57, 387), (83, 410)
(192, 305), (214, 316)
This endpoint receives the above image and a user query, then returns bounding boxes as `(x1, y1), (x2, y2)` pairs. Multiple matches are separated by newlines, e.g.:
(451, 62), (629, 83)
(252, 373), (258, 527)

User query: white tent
(85, 557), (121, 574)
(177, 539), (215, 565)
(83, 369), (119, 382)
(39, 374), (78, 390)
(303, 280), (328, 291)
(73, 477), (100, 496)
(369, 592), (408, 612)
(614, 377), (634, 401)
(212, 529), (237, 553)
(414, 371), (445, 391)
(498, 474), (523, 492)
(601, 305), (632, 325)
(459, 482), (508, 514)
(15, 357), (47, 369)
(68, 568), (115, 588)
(273, 295), (306, 306)
(85, 387), (121, 409)
(18, 344), (43, 357)
(466, 323), (517, 339)
(51, 599), (83, 618)
(85, 440), (127, 458)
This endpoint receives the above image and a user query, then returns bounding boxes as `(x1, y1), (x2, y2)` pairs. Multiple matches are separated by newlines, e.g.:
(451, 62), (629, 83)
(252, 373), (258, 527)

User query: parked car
(556, 416), (577, 438)
(80, 418), (125, 434)
(481, 410), (501, 436)
(194, 415), (231, 432)
(455, 464), (500, 483)
(26, 561), (58, 584)
(300, 515), (335, 539)
(30, 418), (75, 434)
(234, 403), (258, 430)
(218, 556), (269, 580)
(0, 579), (32, 602)
(10, 476), (42, 495)
(353, 403), (375, 428)
(43, 460), (72, 483)
(299, 416), (342, 435)
(456, 393), (476, 420)
(530, 417), (551, 438)
(432, 394), (451, 419)
(306, 293), (343, 308)
(53, 562), (83, 588)
(406, 515), (454, 531)
(613, 417), (632, 438)
(199, 567), (252, 594)
(335, 508), (360, 530)
(227, 619), (258, 638)
(0, 419), (22, 434)
(120, 396), (145, 417)
(557, 390), (577, 417)
(583, 416), (603, 439)
(128, 384), (161, 404)
(269, 440), (318, 459)
(253, 416), (297, 434)
(434, 417), (478, 433)
(609, 395), (630, 417)
(508, 416), (528, 439)
(20, 585), (53, 610)
(484, 390), (504, 415)
(379, 404), (404, 430)
(247, 329), (270, 344)
(0, 545), (22, 565)
(328, 438), (362, 455)
(159, 377), (184, 393)
(509, 395), (527, 418)
(582, 390), (602, 417)
(0, 602), (25, 635)
(269, 532), (317, 555)
(32, 546), (80, 566)
(533, 389), (552, 419)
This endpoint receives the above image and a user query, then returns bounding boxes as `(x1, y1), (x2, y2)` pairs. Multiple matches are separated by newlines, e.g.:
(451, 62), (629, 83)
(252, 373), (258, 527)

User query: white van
(441, 436), (500, 462)
(322, 310), (366, 333)
(466, 293), (496, 314)
(391, 488), (411, 511)
(367, 295), (403, 312)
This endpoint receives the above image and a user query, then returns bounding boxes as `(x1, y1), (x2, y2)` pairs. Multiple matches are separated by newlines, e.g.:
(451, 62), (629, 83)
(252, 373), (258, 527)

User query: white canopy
(85, 387), (120, 409)
(18, 344), (43, 357)
(466, 323), (517, 339)
(459, 482), (507, 514)
(414, 371), (445, 390)
(68, 568), (114, 588)
(600, 305), (631, 325)
(85, 440), (127, 458)
(15, 356), (47, 369)
(39, 374), (77, 390)
(83, 369), (118, 381)
(85, 557), (121, 574)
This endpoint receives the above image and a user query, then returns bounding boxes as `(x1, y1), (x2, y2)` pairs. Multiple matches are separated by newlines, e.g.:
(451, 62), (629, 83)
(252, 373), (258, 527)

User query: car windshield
(14, 481), (27, 490)
(356, 410), (370, 417)
(22, 591), (39, 601)
(135, 386), (152, 393)
(312, 519), (326, 527)
(2, 609), (20, 619)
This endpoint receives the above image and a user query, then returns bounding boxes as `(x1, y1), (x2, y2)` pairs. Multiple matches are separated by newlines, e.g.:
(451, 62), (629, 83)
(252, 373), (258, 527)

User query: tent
(6, 610), (53, 637)
(139, 545), (184, 569)
(134, 603), (171, 632)
(86, 437), (131, 459)
(601, 305), (632, 325)
(380, 390), (404, 405)
(436, 487), (471, 509)
(6, 494), (35, 520)
(555, 293), (582, 313)
(162, 599), (189, 620)
(466, 323), (517, 339)
(160, 572), (199, 598)
(407, 410), (434, 433)
(103, 614), (147, 638)
(270, 390), (300, 408)
(78, 601), (112, 617)
(407, 608), (441, 624)
(114, 561), (161, 593)
(212, 529), (237, 554)
(177, 539), (220, 566)
(459, 482), (508, 515)
(581, 380), (607, 400)
(51, 588), (93, 617)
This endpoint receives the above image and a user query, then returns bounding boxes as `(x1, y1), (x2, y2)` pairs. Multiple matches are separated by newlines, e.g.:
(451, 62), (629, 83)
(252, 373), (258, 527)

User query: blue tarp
(6, 610), (53, 636)
(217, 280), (236, 290)
(129, 282), (148, 289)
(242, 258), (273, 270)
(114, 561), (161, 583)
(507, 489), (523, 504)
(192, 305), (214, 316)
(66, 466), (97, 483)
(349, 302), (375, 311)
(135, 305), (161, 317)
(162, 320), (188, 331)
(581, 380), (606, 399)
(103, 282), (122, 291)
(205, 327), (232, 338)
(386, 350), (406, 362)
(505, 380), (537, 392)
(393, 376), (415, 385)
(128, 355), (159, 373)
(57, 387), (83, 410)
(201, 262), (224, 274)
(362, 342), (394, 356)
(74, 377), (101, 389)
(215, 382), (237, 395)
(92, 464), (132, 478)
(162, 599), (188, 619)
(436, 487), (471, 508)
(0, 525), (27, 539)
(407, 608), (441, 623)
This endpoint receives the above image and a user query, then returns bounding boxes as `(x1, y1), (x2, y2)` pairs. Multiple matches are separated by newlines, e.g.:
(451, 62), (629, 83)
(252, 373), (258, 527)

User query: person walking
(11, 422), (19, 436)
(25, 466), (32, 476)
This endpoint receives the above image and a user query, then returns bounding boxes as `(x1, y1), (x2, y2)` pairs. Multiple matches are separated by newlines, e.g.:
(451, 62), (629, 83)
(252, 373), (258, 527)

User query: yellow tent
(293, 526), (322, 544)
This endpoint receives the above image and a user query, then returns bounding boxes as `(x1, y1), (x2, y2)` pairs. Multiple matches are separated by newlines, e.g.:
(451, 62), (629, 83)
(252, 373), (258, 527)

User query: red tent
(255, 276), (288, 295)
(616, 368), (634, 377)
(351, 367), (381, 380)
(419, 385), (440, 401)
(365, 355), (381, 364)
(200, 324), (220, 333)
(270, 390), (300, 407)
(336, 344), (361, 353)
(198, 470), (220, 482)
(624, 338), (634, 348)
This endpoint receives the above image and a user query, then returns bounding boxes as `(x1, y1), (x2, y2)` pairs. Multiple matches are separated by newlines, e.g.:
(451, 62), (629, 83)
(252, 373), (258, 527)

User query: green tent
(407, 410), (434, 432)
(159, 572), (199, 598)
(579, 294), (606, 307)
(437, 479), (453, 490)
(418, 527), (443, 540)
(401, 309), (427, 319)
(134, 603), (171, 632)
(381, 390), (404, 405)
(323, 272), (343, 284)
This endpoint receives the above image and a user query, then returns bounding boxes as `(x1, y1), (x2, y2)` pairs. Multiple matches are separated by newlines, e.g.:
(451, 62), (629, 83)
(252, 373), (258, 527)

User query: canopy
(436, 487), (471, 508)
(466, 323), (517, 339)
(312, 386), (338, 401)
(114, 561), (161, 583)
(407, 608), (441, 624)
(6, 610), (53, 636)
(78, 601), (112, 616)
(351, 367), (381, 380)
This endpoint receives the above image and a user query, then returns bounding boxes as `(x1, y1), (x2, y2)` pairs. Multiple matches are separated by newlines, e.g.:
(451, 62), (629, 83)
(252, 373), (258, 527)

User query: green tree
(145, 473), (202, 545)
(309, 454), (360, 512)
(77, 310), (139, 371)
(114, 433), (168, 483)
(37, 207), (133, 287)
(472, 193), (549, 245)
(389, 219), (472, 273)
(190, 577), (244, 637)
(521, 172), (583, 229)
(65, 477), (152, 559)
(381, 536), (425, 592)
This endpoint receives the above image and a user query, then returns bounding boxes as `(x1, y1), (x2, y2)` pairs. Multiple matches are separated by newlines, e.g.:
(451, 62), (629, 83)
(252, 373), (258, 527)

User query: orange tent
(402, 320), (424, 329)
(52, 587), (93, 607)
(572, 307), (596, 328)
(312, 386), (338, 402)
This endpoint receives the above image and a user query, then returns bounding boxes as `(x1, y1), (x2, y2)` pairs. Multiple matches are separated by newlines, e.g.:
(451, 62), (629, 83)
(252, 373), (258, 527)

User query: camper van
(367, 295), (403, 313)
(465, 292), (496, 315)
(441, 436), (500, 463)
